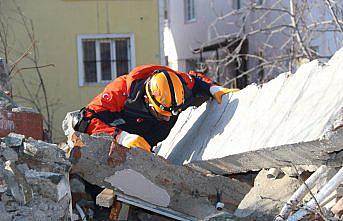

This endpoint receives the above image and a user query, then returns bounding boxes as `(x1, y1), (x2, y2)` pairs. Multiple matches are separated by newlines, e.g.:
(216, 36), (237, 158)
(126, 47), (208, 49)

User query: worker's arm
(177, 71), (239, 106)
(86, 76), (151, 153)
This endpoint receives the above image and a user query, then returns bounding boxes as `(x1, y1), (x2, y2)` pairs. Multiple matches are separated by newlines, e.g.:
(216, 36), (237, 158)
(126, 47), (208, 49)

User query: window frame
(233, 0), (241, 10)
(184, 0), (196, 23)
(77, 33), (135, 86)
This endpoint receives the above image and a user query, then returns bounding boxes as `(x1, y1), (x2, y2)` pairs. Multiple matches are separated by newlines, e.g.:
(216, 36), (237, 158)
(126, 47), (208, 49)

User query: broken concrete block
(267, 168), (284, 179)
(234, 169), (302, 221)
(3, 161), (32, 205)
(23, 138), (65, 162)
(71, 132), (250, 220)
(96, 188), (115, 208)
(16, 163), (29, 174)
(337, 184), (343, 197)
(3, 132), (25, 147)
(0, 202), (12, 221)
(25, 170), (69, 202)
(70, 176), (85, 193)
(1, 143), (18, 161)
(0, 176), (7, 193)
(0, 159), (5, 193)
(331, 197), (343, 217)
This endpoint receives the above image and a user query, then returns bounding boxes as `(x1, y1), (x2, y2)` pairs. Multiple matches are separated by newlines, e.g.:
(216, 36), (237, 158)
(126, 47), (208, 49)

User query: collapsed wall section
(158, 48), (343, 173)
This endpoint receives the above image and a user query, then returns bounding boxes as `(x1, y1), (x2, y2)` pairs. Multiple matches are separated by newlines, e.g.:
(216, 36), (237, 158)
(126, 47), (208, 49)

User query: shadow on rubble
(167, 97), (239, 165)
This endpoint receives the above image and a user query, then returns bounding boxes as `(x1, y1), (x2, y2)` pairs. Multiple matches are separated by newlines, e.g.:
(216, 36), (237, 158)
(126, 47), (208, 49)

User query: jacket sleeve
(85, 76), (128, 136)
(177, 70), (216, 108)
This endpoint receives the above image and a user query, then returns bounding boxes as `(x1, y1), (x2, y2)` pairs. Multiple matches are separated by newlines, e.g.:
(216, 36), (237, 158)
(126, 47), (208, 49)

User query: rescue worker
(75, 64), (239, 153)
(71, 64), (239, 220)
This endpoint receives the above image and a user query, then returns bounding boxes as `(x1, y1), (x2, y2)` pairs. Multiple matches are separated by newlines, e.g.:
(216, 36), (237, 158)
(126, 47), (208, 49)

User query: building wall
(164, 0), (232, 71)
(166, 0), (342, 82)
(2, 0), (162, 141)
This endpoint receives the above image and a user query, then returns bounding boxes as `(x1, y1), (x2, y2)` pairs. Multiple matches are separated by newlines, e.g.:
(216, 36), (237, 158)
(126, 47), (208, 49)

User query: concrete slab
(70, 132), (250, 219)
(158, 48), (343, 174)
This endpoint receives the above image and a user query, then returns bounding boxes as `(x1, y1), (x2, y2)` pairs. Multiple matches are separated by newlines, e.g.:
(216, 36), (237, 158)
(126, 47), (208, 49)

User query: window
(185, 0), (196, 22)
(233, 0), (241, 10)
(77, 34), (135, 86)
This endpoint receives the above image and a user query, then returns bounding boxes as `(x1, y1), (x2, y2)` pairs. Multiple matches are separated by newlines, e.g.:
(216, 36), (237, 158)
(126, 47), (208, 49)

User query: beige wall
(2, 0), (161, 141)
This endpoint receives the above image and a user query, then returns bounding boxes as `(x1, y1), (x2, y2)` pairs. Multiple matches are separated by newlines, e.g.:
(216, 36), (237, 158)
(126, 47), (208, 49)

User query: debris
(331, 197), (343, 217)
(3, 160), (33, 205)
(234, 169), (301, 221)
(109, 200), (122, 220)
(69, 131), (250, 220)
(0, 202), (12, 221)
(12, 107), (38, 113)
(275, 165), (329, 220)
(0, 134), (72, 219)
(96, 188), (115, 208)
(287, 167), (343, 220)
(3, 132), (25, 147)
(267, 168), (284, 179)
(70, 175), (86, 193)
(25, 170), (69, 202)
(1, 143), (18, 161)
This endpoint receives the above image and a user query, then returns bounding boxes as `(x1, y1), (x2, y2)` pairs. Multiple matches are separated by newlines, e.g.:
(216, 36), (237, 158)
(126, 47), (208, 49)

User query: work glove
(210, 85), (240, 104)
(112, 130), (151, 153)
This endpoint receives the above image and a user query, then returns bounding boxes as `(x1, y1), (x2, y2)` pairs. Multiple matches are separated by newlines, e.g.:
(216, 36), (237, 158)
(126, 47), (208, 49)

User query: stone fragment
(70, 176), (85, 193)
(267, 168), (283, 179)
(23, 138), (65, 162)
(16, 163), (29, 174)
(234, 169), (301, 221)
(1, 143), (18, 161)
(3, 133), (25, 147)
(71, 213), (80, 221)
(12, 107), (37, 113)
(0, 202), (12, 221)
(96, 188), (115, 208)
(3, 161), (32, 205)
(25, 170), (69, 202)
(337, 184), (343, 197)
(281, 165), (318, 177)
(331, 197), (343, 217)
(1, 192), (14, 203)
(0, 176), (7, 193)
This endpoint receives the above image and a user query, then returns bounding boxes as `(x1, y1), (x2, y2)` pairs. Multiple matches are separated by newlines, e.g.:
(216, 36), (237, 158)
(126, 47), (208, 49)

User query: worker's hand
(210, 86), (240, 104)
(67, 146), (81, 164)
(115, 131), (151, 152)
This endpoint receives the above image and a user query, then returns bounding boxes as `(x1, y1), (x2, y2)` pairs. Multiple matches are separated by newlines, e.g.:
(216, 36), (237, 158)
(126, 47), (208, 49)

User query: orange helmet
(145, 70), (184, 116)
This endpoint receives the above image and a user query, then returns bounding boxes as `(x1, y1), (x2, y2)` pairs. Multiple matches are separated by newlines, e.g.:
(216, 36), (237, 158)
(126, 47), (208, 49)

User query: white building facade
(163, 0), (343, 87)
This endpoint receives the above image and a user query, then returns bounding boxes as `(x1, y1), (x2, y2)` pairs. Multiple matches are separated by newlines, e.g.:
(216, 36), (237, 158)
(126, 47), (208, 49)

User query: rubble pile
(233, 166), (343, 221)
(0, 133), (71, 221)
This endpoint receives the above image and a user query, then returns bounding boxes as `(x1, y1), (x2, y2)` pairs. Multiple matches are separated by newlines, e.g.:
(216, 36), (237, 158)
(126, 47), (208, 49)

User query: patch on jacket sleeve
(102, 92), (112, 102)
